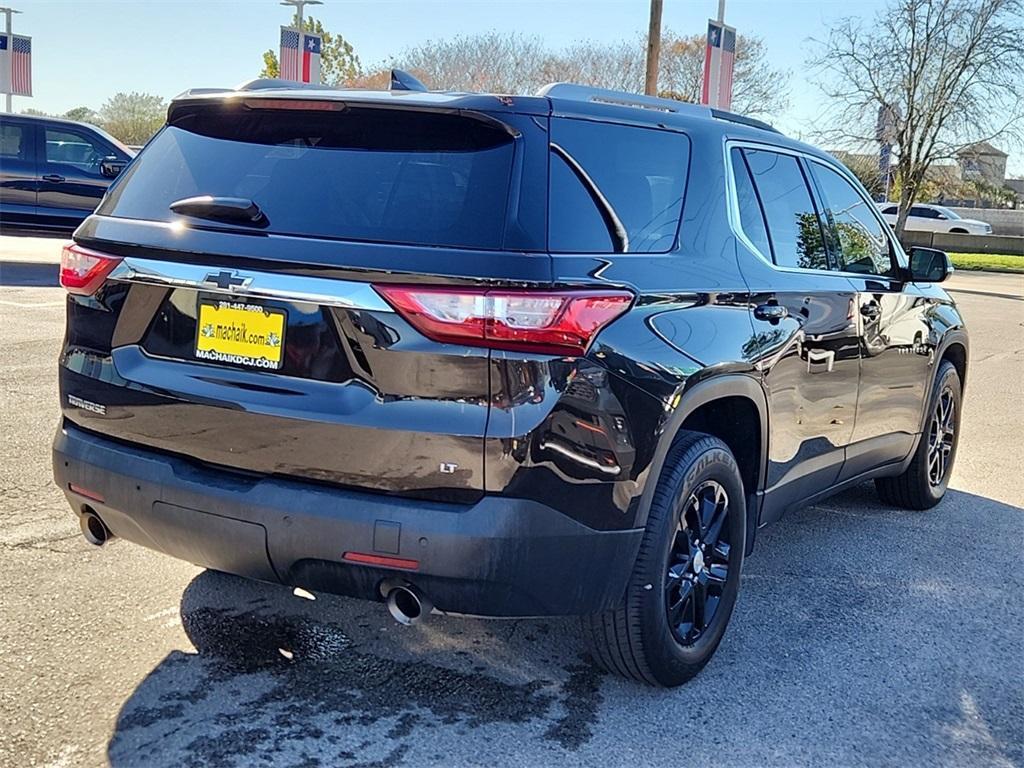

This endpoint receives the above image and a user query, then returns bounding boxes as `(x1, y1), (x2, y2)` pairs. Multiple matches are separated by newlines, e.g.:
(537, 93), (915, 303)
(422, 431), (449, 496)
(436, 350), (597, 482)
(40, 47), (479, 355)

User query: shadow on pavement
(107, 484), (1024, 767)
(0, 261), (59, 287)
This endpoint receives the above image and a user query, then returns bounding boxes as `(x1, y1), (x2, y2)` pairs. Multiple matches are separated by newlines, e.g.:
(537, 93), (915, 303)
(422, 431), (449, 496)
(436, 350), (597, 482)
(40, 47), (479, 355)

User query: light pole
(0, 5), (21, 113)
(280, 0), (321, 37)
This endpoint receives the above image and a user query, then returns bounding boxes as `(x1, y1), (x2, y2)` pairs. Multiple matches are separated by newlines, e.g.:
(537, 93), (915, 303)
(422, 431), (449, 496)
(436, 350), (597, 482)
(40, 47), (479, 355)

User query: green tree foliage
(63, 106), (100, 124)
(98, 92), (167, 145)
(259, 14), (359, 85)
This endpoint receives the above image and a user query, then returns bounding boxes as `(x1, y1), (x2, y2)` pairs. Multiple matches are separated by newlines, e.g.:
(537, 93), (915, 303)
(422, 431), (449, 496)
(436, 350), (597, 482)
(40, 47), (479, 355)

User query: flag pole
(717, 0), (726, 22)
(0, 6), (21, 113)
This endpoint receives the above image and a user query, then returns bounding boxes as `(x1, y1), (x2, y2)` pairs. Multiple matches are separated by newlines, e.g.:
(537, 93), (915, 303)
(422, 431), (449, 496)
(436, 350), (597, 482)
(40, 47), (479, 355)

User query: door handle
(860, 302), (881, 320)
(754, 304), (788, 322)
(42, 174), (65, 183)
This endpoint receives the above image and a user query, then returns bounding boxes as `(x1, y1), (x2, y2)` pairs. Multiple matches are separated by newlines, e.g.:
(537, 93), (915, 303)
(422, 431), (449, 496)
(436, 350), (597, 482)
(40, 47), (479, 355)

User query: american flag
(280, 27), (301, 81)
(0, 33), (32, 97)
(701, 20), (735, 111)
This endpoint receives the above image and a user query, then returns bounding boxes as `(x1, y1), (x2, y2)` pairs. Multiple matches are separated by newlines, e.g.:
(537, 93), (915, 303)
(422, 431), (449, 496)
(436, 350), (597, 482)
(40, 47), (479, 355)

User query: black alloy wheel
(665, 479), (732, 645)
(585, 431), (746, 687)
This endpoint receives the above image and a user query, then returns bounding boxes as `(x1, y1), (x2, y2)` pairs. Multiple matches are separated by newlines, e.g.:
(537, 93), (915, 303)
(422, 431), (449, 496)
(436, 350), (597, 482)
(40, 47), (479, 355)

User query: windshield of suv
(99, 106), (517, 249)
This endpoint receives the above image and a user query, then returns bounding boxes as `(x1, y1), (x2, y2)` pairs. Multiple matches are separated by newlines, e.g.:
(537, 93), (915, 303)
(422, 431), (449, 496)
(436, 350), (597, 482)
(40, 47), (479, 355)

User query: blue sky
(12, 0), (1021, 173)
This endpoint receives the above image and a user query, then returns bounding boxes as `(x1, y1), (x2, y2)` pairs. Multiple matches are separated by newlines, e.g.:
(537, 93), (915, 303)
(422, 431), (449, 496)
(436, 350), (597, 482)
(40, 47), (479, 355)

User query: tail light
(59, 243), (122, 296)
(374, 285), (633, 355)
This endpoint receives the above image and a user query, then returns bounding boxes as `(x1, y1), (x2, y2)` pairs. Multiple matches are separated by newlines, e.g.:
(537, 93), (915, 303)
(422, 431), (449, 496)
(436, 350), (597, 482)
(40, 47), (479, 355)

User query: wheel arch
(921, 330), (969, 432)
(635, 373), (768, 554)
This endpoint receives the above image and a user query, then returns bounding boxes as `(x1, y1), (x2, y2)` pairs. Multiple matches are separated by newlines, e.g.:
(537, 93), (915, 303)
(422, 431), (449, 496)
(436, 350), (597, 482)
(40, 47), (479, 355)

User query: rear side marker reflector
(68, 484), (105, 503)
(343, 551), (420, 571)
(60, 243), (123, 296)
(374, 285), (633, 356)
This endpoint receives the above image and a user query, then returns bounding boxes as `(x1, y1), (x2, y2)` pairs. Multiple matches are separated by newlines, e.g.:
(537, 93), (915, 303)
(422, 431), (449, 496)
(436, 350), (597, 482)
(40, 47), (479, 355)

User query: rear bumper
(53, 422), (642, 617)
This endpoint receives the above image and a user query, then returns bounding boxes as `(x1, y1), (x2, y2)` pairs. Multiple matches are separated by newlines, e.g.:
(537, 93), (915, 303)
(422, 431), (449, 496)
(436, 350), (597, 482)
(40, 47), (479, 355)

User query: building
(956, 142), (1008, 188)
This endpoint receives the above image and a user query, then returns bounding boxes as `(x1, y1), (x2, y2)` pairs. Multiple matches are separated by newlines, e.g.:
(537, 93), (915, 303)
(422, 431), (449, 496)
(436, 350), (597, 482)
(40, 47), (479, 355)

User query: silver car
(878, 203), (992, 234)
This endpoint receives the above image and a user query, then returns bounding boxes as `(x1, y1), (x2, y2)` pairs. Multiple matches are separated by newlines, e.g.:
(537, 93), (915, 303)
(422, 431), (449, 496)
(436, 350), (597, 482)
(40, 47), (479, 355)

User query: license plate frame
(195, 297), (287, 370)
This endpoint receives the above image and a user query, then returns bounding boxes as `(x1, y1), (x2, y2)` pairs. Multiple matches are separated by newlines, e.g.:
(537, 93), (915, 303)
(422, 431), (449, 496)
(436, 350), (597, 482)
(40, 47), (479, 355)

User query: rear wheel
(875, 360), (962, 509)
(584, 431), (746, 687)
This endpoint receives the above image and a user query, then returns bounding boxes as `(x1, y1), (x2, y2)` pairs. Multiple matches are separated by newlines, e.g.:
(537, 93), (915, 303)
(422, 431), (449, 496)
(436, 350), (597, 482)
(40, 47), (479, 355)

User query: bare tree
(393, 33), (550, 94)
(658, 32), (789, 118)
(353, 31), (787, 118)
(809, 0), (1024, 237)
(538, 39), (646, 93)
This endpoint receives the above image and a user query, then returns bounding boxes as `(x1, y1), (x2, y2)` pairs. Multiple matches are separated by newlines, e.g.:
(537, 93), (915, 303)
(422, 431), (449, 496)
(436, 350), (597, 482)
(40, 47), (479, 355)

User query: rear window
(548, 118), (689, 253)
(99, 106), (518, 250)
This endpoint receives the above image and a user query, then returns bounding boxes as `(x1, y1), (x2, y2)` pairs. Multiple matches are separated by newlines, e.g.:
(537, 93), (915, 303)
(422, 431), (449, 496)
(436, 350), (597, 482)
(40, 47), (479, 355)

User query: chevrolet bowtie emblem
(203, 270), (252, 291)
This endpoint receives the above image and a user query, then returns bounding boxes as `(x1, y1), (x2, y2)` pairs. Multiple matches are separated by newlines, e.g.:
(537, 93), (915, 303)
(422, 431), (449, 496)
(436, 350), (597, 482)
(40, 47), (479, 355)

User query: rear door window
(100, 106), (520, 250)
(742, 148), (829, 271)
(0, 122), (30, 161)
(548, 118), (689, 253)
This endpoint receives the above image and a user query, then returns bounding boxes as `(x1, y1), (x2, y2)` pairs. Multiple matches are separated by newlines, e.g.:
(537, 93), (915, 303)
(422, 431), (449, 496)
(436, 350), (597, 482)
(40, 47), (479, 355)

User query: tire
(584, 431), (746, 687)
(875, 360), (962, 510)
(949, 227), (969, 234)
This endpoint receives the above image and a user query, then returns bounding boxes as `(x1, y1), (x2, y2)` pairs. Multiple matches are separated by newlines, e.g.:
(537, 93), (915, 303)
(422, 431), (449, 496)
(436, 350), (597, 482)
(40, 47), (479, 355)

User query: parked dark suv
(0, 113), (133, 231)
(52, 79), (967, 687)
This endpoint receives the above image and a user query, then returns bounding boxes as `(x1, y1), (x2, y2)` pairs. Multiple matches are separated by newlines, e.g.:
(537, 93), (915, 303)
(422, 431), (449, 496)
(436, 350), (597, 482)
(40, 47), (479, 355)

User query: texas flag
(280, 27), (321, 84)
(701, 20), (736, 111)
(301, 33), (322, 85)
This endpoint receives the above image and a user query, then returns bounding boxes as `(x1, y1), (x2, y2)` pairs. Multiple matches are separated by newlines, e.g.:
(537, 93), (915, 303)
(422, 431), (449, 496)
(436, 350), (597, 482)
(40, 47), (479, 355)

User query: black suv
(0, 113), (133, 231)
(52, 80), (967, 687)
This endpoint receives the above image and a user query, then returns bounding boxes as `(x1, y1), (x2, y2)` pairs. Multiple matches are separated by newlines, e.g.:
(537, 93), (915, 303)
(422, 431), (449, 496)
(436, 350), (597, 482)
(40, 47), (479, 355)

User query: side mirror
(909, 246), (954, 283)
(936, 213), (947, 220)
(100, 156), (127, 178)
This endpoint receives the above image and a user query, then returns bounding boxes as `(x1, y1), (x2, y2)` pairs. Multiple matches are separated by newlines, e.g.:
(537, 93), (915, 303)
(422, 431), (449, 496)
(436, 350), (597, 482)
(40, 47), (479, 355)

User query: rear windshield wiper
(550, 143), (629, 253)
(169, 196), (267, 227)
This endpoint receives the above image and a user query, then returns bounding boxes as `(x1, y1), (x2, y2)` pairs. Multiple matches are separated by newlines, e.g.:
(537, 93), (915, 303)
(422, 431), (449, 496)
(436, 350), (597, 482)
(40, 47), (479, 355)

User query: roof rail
(537, 82), (781, 134)
(537, 83), (712, 117)
(710, 108), (780, 134)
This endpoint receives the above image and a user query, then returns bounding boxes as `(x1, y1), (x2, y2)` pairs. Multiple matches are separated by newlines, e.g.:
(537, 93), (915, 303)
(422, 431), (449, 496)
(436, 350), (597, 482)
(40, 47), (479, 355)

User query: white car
(877, 203), (992, 234)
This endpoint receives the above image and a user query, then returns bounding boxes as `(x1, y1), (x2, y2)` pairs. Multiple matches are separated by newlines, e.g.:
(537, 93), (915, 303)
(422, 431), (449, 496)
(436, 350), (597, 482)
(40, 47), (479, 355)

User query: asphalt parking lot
(1, 234), (1022, 768)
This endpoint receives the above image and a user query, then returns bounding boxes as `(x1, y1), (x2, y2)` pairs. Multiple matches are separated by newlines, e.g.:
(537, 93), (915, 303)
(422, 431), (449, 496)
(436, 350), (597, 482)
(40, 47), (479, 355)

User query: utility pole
(718, 0), (726, 22)
(0, 5), (21, 113)
(280, 0), (322, 36)
(644, 0), (663, 96)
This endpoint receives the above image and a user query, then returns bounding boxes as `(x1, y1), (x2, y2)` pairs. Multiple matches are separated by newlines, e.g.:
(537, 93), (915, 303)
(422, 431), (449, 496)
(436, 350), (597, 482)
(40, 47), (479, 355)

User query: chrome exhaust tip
(80, 510), (112, 546)
(386, 584), (432, 625)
